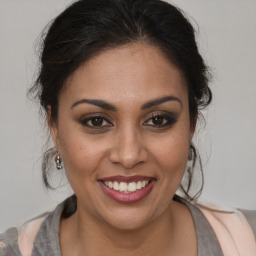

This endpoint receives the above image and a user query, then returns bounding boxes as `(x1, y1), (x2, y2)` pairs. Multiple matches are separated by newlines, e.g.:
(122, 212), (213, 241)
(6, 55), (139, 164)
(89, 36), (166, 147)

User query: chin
(99, 205), (161, 232)
(107, 215), (150, 232)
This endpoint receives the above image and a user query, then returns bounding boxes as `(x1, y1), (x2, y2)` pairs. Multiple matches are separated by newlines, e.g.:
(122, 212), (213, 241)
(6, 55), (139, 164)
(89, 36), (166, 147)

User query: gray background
(0, 0), (255, 231)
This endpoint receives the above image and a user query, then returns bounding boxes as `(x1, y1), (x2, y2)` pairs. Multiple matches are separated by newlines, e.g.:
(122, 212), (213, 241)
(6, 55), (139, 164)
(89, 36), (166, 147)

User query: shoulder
(0, 227), (21, 256)
(197, 202), (256, 236)
(18, 214), (48, 256)
(239, 209), (256, 238)
(0, 197), (74, 256)
(0, 213), (50, 256)
(197, 203), (256, 256)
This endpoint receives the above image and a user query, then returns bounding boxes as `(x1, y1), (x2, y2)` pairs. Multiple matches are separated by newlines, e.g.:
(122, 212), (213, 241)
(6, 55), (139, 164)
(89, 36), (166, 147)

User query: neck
(60, 200), (196, 256)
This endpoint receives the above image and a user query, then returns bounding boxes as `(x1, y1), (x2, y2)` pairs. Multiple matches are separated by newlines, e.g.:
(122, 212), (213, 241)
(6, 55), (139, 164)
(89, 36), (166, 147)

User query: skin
(48, 42), (197, 256)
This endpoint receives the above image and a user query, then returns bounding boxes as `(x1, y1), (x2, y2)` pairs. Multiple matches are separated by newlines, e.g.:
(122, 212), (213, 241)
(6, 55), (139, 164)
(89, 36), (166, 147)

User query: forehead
(62, 43), (188, 106)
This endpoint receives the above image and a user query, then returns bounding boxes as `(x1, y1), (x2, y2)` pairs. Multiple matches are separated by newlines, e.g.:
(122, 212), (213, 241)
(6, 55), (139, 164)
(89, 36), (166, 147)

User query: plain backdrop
(0, 0), (256, 231)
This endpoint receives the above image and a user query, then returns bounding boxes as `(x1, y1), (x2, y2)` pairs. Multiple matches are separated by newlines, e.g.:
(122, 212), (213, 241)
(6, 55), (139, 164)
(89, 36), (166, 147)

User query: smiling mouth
(102, 180), (151, 193)
(99, 176), (155, 203)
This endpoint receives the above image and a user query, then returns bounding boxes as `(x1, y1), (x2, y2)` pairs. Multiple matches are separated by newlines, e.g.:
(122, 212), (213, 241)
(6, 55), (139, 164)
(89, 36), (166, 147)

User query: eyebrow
(71, 99), (116, 111)
(141, 96), (183, 110)
(71, 95), (182, 111)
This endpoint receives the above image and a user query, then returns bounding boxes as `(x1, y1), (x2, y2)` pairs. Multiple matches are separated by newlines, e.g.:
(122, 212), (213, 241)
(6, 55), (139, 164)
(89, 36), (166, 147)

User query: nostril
(109, 142), (148, 169)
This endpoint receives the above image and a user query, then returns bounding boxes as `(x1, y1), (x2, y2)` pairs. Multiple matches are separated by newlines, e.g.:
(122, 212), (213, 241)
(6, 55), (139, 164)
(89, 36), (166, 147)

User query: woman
(1, 0), (255, 255)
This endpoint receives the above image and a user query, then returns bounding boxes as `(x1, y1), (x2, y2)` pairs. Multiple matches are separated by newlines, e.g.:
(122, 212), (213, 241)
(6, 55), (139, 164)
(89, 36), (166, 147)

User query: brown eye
(80, 115), (112, 129)
(91, 117), (104, 126)
(151, 115), (164, 125)
(144, 112), (177, 128)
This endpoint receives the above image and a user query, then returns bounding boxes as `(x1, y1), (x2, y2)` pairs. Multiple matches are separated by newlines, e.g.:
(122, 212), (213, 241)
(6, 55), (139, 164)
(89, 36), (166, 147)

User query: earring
(55, 152), (63, 170)
(188, 145), (193, 161)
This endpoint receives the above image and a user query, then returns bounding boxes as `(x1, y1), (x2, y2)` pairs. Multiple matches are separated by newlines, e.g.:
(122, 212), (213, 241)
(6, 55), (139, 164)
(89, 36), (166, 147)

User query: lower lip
(99, 181), (154, 203)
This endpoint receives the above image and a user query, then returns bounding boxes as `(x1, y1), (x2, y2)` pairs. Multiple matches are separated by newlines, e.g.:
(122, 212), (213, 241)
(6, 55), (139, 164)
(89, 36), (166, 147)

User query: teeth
(108, 181), (113, 189)
(113, 181), (119, 191)
(119, 182), (127, 192)
(103, 180), (150, 193)
(137, 181), (142, 189)
(128, 182), (137, 192)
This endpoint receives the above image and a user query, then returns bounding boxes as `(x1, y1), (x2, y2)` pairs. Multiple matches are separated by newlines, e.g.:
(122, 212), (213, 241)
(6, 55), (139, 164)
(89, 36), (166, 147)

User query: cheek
(59, 138), (108, 200)
(148, 127), (190, 180)
(57, 124), (107, 182)
(154, 141), (189, 199)
(157, 140), (189, 172)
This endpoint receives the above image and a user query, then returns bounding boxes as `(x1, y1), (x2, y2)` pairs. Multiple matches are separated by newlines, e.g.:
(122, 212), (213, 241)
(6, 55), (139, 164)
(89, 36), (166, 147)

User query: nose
(109, 127), (148, 169)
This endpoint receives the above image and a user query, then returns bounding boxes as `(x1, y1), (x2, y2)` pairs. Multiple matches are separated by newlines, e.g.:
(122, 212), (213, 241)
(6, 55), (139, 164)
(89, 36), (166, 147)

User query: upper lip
(99, 175), (155, 183)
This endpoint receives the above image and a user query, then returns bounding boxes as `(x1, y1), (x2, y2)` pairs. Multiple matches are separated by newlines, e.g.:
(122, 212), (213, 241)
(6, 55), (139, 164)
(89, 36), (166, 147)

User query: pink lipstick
(99, 175), (155, 203)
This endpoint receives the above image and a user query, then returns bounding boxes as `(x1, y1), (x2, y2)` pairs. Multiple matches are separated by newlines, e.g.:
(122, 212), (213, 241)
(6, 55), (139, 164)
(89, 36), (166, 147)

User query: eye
(80, 115), (112, 129)
(144, 112), (177, 128)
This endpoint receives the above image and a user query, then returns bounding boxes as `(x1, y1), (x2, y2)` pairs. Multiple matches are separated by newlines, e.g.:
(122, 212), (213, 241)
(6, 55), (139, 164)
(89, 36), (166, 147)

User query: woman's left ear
(47, 106), (60, 150)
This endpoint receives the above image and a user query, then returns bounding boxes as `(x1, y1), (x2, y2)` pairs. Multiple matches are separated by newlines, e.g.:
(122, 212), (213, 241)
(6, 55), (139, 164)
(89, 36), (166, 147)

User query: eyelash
(79, 112), (177, 130)
(79, 115), (113, 129)
(143, 112), (177, 128)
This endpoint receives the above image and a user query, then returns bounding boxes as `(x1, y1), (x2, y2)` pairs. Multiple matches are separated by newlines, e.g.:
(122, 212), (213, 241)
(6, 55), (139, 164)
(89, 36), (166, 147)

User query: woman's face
(50, 43), (194, 230)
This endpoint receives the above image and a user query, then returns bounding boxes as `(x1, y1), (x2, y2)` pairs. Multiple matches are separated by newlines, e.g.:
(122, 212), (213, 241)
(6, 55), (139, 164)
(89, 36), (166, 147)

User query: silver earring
(55, 152), (63, 170)
(188, 145), (193, 161)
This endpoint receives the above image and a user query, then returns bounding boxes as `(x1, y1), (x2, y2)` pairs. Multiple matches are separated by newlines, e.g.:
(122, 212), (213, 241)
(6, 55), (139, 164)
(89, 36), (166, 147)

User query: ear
(189, 117), (197, 141)
(47, 106), (60, 151)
